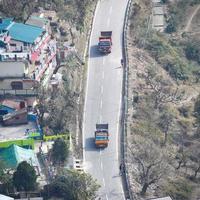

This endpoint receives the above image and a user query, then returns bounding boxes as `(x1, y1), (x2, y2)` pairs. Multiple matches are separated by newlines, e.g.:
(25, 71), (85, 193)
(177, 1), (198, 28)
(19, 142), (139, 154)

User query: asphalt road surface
(83, 0), (128, 199)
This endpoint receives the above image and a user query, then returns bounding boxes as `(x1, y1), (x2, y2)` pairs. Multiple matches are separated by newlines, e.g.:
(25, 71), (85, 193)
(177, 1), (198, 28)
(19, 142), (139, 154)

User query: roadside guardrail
(121, 0), (134, 199)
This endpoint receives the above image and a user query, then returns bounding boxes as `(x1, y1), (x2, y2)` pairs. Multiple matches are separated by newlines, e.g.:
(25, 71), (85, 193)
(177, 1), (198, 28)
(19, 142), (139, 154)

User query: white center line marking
(109, 6), (112, 14)
(102, 178), (105, 187)
(102, 71), (104, 79)
(101, 85), (103, 94)
(101, 162), (103, 170)
(103, 57), (105, 65)
(100, 115), (102, 122)
(107, 18), (110, 27)
(106, 194), (109, 200)
(82, 0), (100, 165)
(100, 100), (103, 109)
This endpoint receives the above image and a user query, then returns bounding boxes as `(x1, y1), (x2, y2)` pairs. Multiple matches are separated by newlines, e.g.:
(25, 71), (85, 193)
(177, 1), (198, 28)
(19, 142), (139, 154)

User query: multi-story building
(0, 18), (56, 95)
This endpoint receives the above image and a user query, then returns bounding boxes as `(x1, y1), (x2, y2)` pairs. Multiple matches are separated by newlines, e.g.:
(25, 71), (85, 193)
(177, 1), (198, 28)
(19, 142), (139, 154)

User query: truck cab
(95, 123), (109, 148)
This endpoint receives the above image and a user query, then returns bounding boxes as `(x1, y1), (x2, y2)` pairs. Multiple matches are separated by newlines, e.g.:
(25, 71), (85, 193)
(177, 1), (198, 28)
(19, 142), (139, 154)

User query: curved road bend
(83, 0), (128, 199)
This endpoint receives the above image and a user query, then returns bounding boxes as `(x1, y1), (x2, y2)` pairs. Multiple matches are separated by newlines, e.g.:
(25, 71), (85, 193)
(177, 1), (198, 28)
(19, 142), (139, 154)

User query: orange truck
(98, 31), (112, 54)
(95, 124), (109, 148)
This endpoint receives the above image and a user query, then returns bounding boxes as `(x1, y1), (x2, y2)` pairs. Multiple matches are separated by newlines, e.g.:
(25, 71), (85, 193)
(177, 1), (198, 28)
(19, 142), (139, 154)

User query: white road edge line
(116, 87), (122, 160)
(100, 100), (103, 109)
(116, 66), (125, 199)
(82, 1), (100, 165)
(106, 194), (109, 200)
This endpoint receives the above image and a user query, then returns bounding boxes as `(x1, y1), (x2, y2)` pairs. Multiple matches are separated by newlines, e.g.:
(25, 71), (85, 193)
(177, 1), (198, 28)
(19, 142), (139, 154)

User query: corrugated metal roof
(2, 99), (25, 111)
(0, 18), (44, 43)
(0, 18), (13, 32)
(7, 23), (44, 44)
(0, 194), (14, 200)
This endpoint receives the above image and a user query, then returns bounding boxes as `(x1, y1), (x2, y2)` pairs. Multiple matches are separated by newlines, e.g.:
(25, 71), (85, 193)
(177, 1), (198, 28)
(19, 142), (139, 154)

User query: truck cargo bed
(100, 31), (112, 37)
(95, 123), (109, 148)
(96, 123), (108, 131)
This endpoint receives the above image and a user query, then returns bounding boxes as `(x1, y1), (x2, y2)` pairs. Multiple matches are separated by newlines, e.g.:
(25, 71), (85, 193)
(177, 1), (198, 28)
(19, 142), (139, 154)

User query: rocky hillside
(126, 0), (200, 199)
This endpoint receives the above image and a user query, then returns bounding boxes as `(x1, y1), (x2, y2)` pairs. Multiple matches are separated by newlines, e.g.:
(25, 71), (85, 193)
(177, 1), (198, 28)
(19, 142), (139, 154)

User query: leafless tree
(128, 138), (169, 195)
(35, 86), (49, 126)
(46, 85), (77, 134)
(175, 141), (200, 179)
(158, 110), (174, 146)
(144, 68), (185, 109)
(175, 146), (189, 170)
(188, 142), (200, 178)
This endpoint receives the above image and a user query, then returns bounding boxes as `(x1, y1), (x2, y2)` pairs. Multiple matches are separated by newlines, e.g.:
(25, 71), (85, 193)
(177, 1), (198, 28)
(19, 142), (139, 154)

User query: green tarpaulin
(0, 144), (39, 169)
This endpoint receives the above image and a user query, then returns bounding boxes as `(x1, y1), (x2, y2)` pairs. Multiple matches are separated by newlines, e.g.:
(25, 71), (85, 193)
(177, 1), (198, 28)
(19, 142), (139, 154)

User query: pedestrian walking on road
(121, 58), (124, 66)
(119, 163), (125, 176)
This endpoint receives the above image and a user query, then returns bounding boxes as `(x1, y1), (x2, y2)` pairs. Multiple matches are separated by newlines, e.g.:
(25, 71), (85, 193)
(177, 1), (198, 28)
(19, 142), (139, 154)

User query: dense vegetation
(165, 0), (200, 33)
(0, 161), (37, 196)
(13, 161), (37, 192)
(0, 0), (96, 30)
(35, 54), (81, 136)
(42, 169), (100, 200)
(130, 1), (200, 82)
(51, 138), (69, 165)
(0, 161), (99, 199)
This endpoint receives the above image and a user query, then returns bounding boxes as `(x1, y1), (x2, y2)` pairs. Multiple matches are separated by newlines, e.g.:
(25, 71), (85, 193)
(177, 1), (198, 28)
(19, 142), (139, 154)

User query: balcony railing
(1, 52), (30, 62)
(0, 89), (38, 96)
(35, 52), (56, 81)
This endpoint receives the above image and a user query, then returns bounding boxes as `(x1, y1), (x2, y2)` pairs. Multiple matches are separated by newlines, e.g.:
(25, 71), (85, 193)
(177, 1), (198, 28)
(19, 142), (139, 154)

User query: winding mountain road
(83, 0), (128, 199)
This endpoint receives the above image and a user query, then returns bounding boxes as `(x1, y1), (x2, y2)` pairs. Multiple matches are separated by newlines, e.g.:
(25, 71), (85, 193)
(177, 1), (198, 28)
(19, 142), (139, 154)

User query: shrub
(190, 0), (200, 6)
(185, 41), (200, 63)
(163, 178), (193, 200)
(165, 17), (177, 33)
(178, 106), (191, 118)
(145, 34), (189, 81)
(161, 0), (169, 3)
(161, 56), (189, 81)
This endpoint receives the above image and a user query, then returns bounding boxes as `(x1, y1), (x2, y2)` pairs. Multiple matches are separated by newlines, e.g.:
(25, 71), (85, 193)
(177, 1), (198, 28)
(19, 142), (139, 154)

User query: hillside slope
(126, 1), (200, 199)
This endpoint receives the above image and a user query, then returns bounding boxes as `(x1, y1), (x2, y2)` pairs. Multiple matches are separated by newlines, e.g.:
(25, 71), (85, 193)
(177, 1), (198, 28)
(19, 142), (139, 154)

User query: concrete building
(0, 18), (56, 95)
(0, 61), (38, 95)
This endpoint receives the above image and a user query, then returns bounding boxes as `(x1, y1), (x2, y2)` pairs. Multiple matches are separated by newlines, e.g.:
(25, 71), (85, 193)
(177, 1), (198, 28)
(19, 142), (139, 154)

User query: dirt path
(184, 4), (200, 32)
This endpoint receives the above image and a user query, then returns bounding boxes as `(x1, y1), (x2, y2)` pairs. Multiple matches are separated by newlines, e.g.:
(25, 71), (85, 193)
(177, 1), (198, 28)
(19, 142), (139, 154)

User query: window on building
(11, 81), (23, 90)
(10, 43), (16, 47)
(35, 61), (41, 66)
